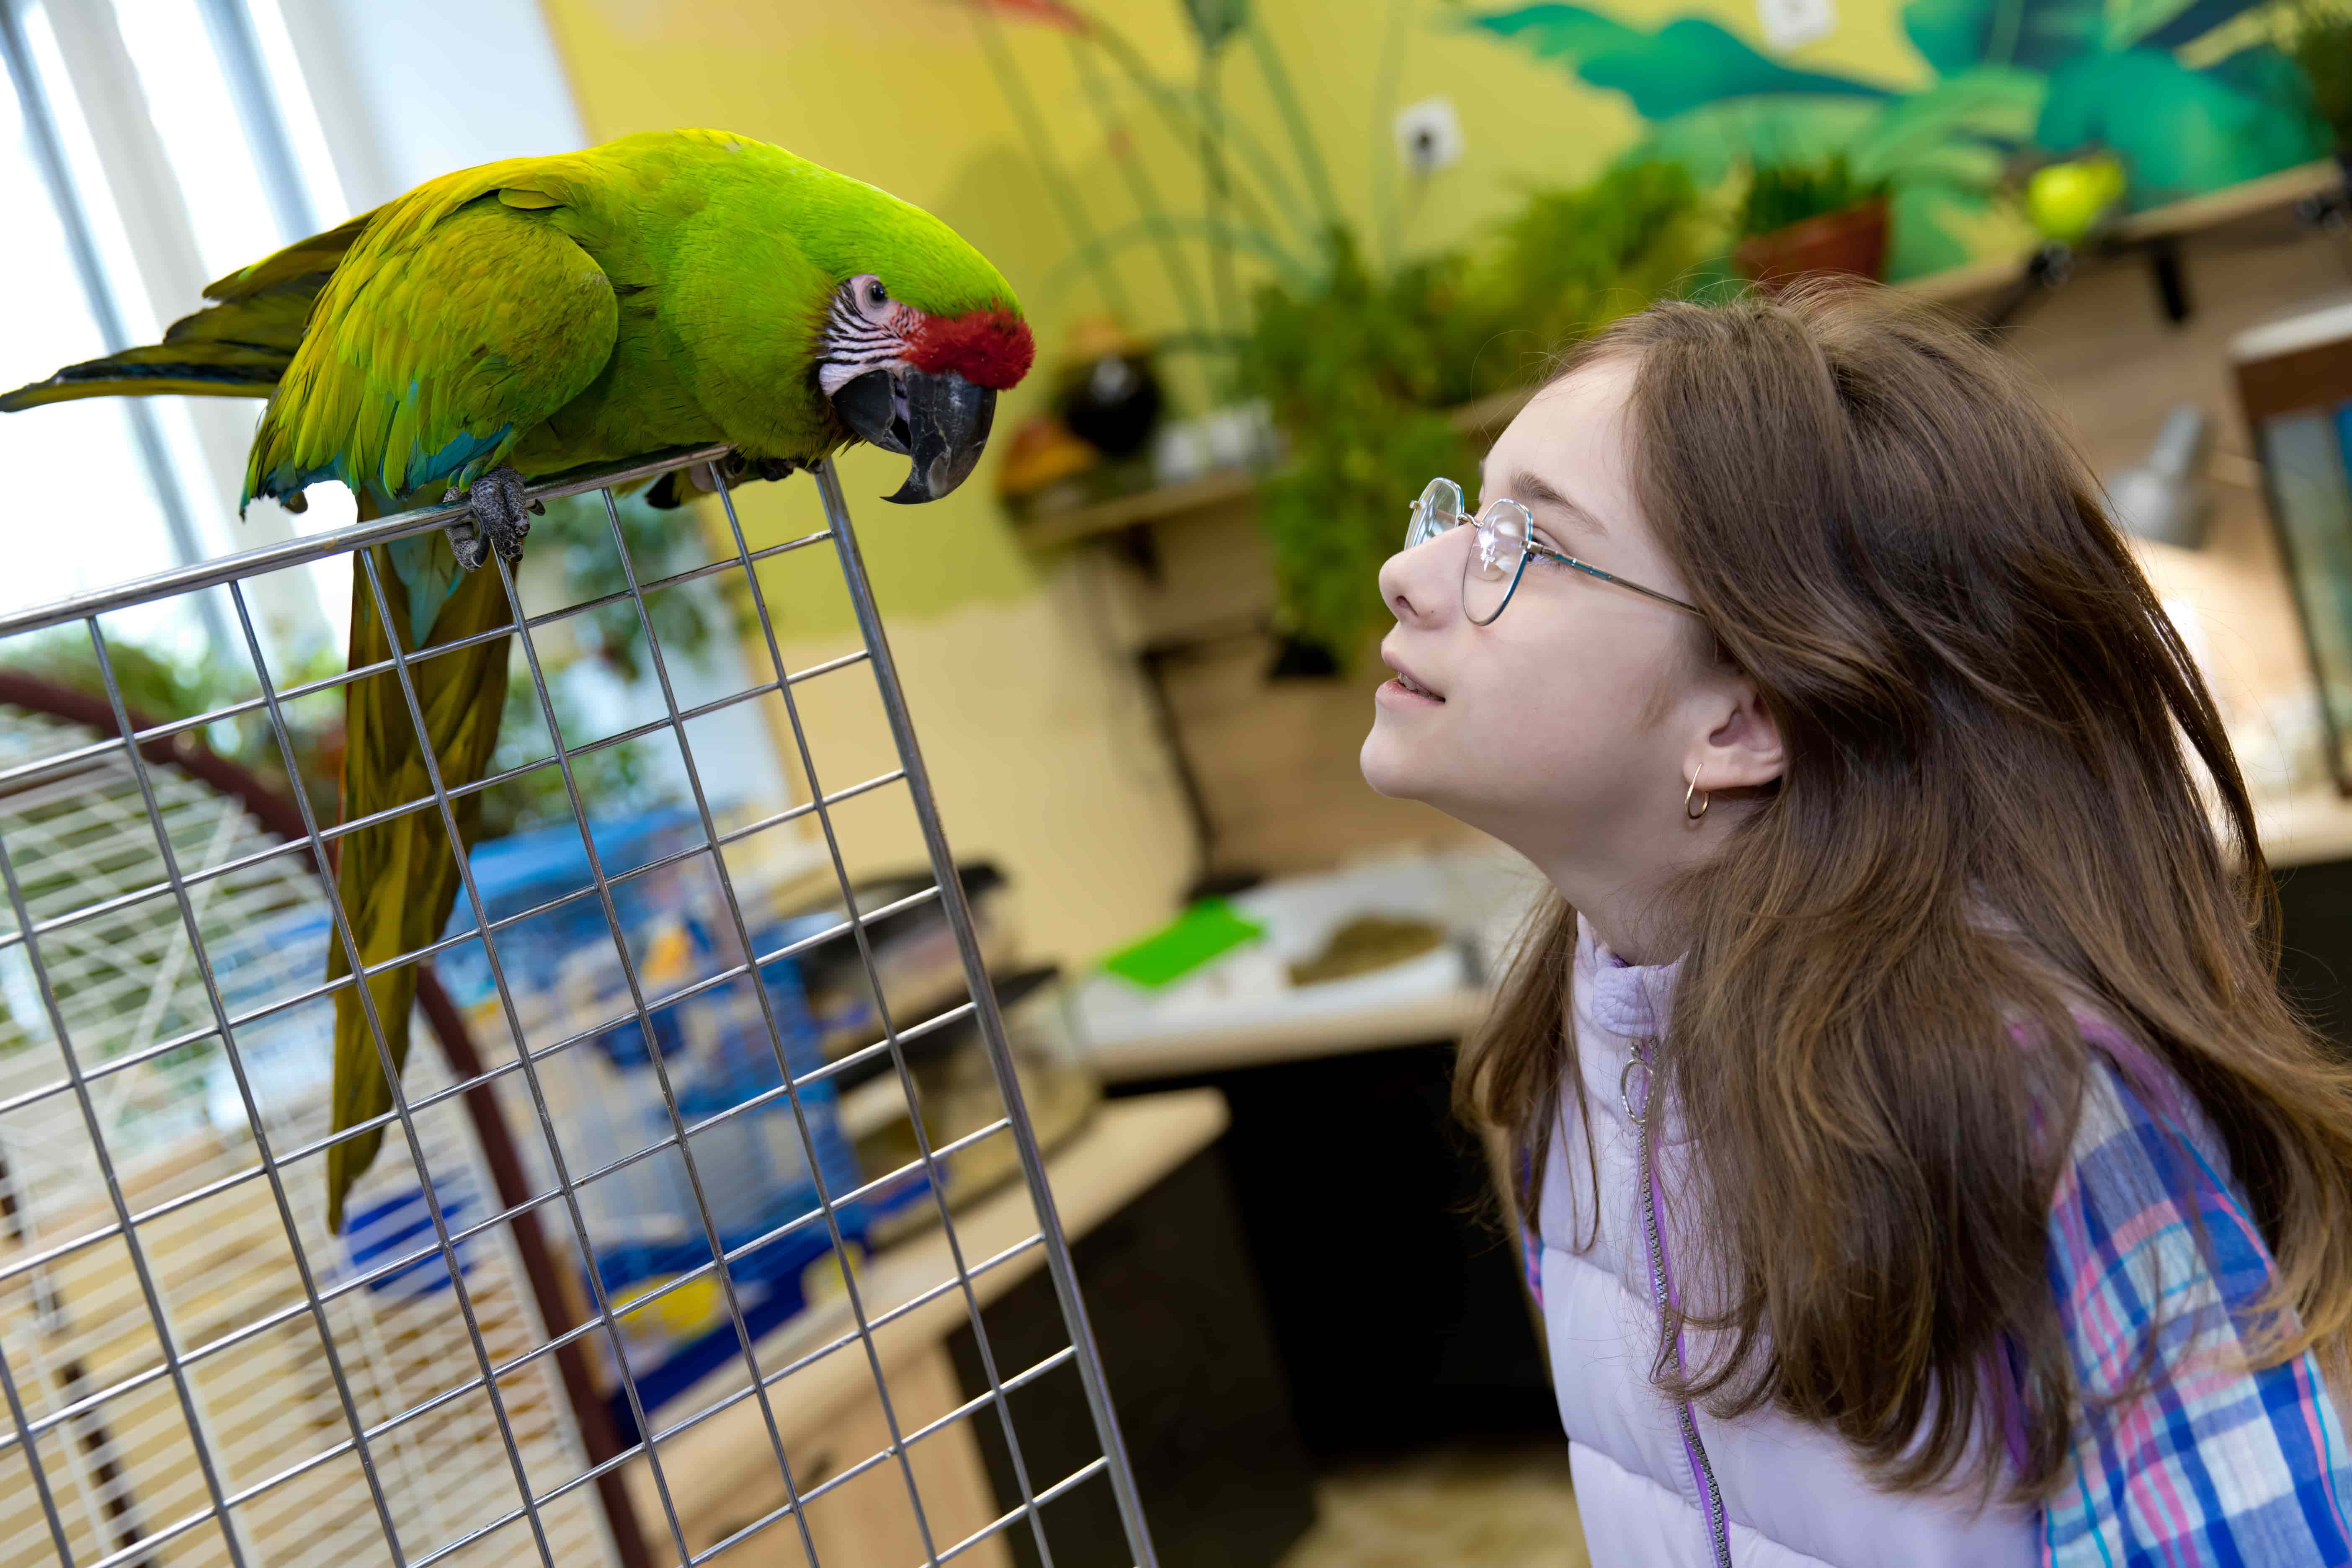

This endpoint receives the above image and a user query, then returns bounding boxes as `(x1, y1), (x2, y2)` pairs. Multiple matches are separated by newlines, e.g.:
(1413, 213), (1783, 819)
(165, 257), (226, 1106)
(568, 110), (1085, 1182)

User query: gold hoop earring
(1684, 767), (1710, 822)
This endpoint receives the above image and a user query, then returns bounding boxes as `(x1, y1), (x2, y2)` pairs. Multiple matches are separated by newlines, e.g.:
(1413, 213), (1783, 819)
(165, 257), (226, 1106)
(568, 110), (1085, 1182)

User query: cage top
(0, 444), (736, 643)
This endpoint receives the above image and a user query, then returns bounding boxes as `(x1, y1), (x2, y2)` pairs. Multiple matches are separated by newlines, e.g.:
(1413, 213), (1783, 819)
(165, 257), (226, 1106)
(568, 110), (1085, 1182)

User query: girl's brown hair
(1459, 279), (2352, 1501)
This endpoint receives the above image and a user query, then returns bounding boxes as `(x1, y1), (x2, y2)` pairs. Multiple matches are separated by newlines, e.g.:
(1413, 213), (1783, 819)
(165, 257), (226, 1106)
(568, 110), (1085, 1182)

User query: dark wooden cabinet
(1109, 1042), (1557, 1461)
(946, 1145), (1319, 1568)
(2275, 857), (2352, 1055)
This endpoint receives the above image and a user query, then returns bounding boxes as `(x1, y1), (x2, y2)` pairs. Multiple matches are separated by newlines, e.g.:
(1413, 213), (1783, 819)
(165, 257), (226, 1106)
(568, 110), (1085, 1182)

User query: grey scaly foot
(442, 466), (541, 571)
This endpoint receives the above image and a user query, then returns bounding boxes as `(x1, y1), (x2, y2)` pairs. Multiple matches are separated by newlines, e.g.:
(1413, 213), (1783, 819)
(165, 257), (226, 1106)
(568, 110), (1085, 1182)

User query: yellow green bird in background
(2, 128), (1034, 1230)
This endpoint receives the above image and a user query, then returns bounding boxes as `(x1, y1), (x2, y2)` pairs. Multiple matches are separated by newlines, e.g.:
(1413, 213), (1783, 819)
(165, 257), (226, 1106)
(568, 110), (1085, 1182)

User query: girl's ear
(1694, 677), (1785, 793)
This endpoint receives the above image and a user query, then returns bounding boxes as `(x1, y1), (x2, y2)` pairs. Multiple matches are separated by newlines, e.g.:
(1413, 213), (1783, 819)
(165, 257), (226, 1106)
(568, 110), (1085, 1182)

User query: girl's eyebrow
(1506, 468), (1609, 538)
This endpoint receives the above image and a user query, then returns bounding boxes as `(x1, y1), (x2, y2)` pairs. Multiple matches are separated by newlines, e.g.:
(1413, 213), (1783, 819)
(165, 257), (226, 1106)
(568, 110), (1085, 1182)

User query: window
(0, 0), (347, 663)
(0, 0), (791, 823)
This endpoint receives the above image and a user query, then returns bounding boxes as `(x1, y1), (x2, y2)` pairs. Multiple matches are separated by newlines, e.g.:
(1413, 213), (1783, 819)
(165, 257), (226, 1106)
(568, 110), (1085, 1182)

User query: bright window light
(0, 15), (196, 646)
(114, 0), (285, 276)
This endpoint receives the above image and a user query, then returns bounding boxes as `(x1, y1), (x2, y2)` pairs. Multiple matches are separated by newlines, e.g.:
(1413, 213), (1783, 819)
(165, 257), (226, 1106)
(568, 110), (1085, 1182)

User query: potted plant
(1238, 162), (1717, 663)
(1733, 153), (1893, 293)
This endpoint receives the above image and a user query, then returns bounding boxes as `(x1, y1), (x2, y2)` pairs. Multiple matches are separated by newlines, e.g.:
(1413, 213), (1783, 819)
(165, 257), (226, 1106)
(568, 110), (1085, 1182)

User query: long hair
(1457, 281), (2352, 1501)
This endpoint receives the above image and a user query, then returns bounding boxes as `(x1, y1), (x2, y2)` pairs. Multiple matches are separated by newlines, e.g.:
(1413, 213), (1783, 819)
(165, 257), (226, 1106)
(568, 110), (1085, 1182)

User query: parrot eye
(847, 273), (895, 327)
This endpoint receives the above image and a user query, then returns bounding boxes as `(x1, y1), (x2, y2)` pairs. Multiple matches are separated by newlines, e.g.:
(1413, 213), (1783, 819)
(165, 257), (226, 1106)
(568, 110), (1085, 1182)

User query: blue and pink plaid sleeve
(2040, 1051), (2352, 1565)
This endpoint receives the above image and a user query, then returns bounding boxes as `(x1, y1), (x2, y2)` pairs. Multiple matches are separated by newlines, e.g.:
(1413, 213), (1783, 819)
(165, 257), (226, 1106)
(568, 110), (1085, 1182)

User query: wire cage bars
(0, 445), (1158, 1568)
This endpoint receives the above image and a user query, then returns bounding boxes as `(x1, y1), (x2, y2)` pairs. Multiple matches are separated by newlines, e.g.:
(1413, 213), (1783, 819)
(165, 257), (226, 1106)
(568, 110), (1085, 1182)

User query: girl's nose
(1379, 533), (1455, 629)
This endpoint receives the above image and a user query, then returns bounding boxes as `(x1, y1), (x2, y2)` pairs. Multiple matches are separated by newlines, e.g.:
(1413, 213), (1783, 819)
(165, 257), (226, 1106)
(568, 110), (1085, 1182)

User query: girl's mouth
(1379, 671), (1444, 706)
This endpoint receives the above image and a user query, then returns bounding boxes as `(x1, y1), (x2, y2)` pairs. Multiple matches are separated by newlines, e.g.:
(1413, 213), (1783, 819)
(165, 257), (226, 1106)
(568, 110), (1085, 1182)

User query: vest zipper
(1627, 1040), (1733, 1567)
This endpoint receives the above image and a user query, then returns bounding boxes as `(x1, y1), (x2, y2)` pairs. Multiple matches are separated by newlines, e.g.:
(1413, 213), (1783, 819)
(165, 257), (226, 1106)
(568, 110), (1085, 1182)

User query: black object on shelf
(1059, 350), (1166, 461)
(1264, 634), (1341, 680)
(1975, 241), (2073, 340)
(2145, 232), (2190, 325)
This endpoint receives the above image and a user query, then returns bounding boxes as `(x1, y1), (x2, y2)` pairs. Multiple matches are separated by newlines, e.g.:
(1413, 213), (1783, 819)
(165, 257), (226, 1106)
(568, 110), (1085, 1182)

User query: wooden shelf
(1017, 465), (1257, 548)
(1903, 158), (2341, 306)
(1011, 160), (2344, 548)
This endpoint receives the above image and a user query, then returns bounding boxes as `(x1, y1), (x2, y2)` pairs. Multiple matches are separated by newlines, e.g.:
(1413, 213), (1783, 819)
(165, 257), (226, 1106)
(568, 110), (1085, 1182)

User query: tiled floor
(1277, 1447), (1591, 1568)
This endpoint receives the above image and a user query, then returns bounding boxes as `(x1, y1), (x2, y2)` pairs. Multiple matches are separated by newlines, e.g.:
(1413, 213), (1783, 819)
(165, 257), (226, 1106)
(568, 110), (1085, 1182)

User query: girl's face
(1361, 357), (1779, 903)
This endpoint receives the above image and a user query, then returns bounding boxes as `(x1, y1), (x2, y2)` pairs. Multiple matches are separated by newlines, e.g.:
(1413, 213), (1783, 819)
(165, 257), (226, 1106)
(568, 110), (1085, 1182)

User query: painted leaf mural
(1901, 0), (2102, 74)
(1457, 0), (2323, 279)
(1466, 6), (1892, 113)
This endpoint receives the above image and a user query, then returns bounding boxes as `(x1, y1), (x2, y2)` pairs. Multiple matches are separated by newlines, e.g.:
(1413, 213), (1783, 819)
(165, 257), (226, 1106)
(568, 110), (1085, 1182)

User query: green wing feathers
(0, 210), (370, 412)
(237, 162), (614, 1226)
(207, 209), (374, 302)
(324, 546), (515, 1230)
(245, 170), (619, 511)
(0, 279), (317, 411)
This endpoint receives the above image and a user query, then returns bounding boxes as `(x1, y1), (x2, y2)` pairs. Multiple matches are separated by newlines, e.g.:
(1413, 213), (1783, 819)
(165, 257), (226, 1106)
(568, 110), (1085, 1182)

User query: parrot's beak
(833, 367), (997, 503)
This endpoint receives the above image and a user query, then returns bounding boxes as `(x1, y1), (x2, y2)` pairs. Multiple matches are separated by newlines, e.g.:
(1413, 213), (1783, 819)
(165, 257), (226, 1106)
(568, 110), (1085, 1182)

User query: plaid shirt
(1519, 1039), (2352, 1563)
(2041, 1044), (2352, 1565)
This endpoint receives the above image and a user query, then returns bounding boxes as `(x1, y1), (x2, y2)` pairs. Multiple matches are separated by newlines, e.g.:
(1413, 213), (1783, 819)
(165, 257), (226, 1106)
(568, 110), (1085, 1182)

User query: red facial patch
(905, 309), (1035, 391)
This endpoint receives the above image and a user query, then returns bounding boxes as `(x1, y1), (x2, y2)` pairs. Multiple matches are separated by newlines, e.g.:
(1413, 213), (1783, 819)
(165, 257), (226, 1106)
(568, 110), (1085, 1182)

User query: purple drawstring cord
(1632, 1041), (1731, 1553)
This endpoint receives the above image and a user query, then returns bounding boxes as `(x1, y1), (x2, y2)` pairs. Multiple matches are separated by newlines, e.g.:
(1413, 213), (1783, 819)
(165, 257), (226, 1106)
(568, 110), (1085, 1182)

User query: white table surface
(1068, 792), (2352, 1087)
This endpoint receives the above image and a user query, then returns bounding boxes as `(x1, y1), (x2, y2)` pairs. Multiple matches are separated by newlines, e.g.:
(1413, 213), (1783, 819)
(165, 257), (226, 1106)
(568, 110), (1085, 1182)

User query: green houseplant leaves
(1238, 166), (1714, 658)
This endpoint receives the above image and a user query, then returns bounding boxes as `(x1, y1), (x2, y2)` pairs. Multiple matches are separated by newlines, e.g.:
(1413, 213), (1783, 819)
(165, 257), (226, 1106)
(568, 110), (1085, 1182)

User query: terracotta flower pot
(1734, 196), (1891, 294)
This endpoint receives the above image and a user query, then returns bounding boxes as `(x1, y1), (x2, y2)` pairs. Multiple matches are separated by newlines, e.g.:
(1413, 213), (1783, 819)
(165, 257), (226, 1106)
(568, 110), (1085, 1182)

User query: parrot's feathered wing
(2, 130), (1032, 1231)
(0, 213), (369, 410)
(250, 157), (620, 1231)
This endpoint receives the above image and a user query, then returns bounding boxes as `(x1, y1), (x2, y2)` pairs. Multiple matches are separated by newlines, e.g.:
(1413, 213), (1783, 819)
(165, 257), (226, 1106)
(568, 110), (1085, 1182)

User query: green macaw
(2, 129), (1034, 1230)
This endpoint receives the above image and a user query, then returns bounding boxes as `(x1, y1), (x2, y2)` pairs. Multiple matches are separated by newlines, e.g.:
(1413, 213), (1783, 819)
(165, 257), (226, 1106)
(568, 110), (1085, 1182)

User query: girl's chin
(1359, 729), (1439, 803)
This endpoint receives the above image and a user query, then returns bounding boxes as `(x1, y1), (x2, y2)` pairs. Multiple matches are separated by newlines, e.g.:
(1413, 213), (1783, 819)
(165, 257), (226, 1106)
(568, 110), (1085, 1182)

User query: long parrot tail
(0, 210), (369, 412)
(324, 531), (514, 1233)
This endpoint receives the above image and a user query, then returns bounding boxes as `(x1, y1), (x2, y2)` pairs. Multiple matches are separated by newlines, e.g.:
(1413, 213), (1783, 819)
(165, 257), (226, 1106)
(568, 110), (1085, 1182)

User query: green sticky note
(1100, 899), (1266, 988)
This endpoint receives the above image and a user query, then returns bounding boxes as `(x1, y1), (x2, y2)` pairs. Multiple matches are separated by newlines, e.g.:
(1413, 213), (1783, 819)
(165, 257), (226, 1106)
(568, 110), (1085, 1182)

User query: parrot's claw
(444, 467), (533, 571)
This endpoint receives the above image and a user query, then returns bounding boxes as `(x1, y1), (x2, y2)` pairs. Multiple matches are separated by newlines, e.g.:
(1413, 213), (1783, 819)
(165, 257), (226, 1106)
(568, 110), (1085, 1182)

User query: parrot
(0, 129), (1034, 1230)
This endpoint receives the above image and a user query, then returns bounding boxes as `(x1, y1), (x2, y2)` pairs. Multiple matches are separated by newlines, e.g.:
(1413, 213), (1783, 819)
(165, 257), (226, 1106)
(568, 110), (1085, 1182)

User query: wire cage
(0, 446), (1157, 1568)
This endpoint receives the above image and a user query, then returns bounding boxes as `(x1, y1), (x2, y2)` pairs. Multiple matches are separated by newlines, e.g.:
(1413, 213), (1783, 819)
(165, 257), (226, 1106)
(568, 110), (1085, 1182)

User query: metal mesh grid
(0, 446), (1157, 1568)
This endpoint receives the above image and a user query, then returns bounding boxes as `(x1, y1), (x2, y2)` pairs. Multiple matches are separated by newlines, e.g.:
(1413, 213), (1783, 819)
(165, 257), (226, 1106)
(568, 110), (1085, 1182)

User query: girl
(1364, 281), (2352, 1565)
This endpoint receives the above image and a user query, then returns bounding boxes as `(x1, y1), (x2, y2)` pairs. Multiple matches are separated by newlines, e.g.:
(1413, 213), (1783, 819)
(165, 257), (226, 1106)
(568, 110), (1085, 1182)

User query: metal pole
(194, 0), (318, 242)
(812, 460), (1163, 1568)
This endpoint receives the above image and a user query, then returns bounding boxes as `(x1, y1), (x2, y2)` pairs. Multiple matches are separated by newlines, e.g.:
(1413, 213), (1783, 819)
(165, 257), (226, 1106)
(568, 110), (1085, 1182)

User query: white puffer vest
(1535, 918), (2037, 1566)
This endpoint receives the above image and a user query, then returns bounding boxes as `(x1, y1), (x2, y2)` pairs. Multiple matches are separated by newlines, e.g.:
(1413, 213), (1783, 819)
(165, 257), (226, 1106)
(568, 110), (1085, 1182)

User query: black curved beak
(833, 367), (997, 504)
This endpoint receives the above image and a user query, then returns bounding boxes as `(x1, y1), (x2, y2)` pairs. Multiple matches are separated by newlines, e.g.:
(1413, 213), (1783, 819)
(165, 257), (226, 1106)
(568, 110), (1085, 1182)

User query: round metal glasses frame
(1403, 477), (1702, 626)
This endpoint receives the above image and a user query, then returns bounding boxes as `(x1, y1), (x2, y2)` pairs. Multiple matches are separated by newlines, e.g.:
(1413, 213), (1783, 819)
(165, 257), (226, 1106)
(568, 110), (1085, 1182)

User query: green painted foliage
(1460, 0), (2324, 279)
(1902, 0), (2102, 73)
(1467, 6), (1890, 114)
(2038, 46), (2325, 201)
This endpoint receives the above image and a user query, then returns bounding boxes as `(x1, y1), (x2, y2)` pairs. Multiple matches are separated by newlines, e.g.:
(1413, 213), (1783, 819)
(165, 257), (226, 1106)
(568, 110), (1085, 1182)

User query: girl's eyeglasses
(1404, 477), (1703, 626)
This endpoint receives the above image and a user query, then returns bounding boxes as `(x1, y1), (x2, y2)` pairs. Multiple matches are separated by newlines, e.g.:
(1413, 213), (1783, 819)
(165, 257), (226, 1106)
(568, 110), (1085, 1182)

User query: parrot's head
(660, 137), (1036, 501)
(815, 270), (1034, 504)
